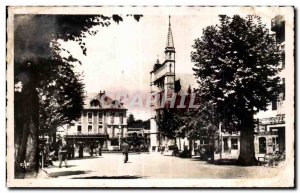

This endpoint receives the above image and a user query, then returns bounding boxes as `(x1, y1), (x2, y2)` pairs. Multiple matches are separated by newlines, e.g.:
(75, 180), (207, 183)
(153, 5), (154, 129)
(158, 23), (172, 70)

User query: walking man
(98, 143), (102, 156)
(78, 144), (83, 158)
(121, 140), (129, 163)
(90, 143), (94, 157)
(58, 143), (68, 168)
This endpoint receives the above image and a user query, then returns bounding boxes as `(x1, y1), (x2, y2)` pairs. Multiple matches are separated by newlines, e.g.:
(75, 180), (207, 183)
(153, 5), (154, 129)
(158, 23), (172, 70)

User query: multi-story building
(64, 91), (127, 150)
(254, 15), (286, 159)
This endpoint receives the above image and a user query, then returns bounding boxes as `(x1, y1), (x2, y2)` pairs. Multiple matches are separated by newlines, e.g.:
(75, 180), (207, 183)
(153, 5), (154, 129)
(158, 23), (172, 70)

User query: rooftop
(83, 92), (127, 110)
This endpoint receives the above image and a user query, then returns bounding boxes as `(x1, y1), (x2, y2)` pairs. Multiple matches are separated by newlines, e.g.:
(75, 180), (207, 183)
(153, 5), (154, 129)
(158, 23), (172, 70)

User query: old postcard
(6, 6), (295, 188)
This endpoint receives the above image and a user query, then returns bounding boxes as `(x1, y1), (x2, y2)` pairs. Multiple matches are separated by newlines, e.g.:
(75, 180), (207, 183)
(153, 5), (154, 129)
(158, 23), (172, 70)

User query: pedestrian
(71, 144), (75, 159)
(90, 143), (94, 156)
(121, 140), (129, 163)
(78, 144), (83, 158)
(58, 143), (68, 168)
(67, 143), (72, 160)
(98, 143), (102, 156)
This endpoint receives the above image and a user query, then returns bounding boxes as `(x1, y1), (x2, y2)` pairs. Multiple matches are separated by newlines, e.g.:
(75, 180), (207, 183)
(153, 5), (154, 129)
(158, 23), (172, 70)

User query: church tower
(164, 16), (176, 96)
(149, 16), (176, 152)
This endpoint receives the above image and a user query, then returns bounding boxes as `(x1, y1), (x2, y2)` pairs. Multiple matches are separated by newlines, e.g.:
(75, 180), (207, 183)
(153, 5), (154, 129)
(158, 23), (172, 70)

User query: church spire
(166, 15), (174, 49)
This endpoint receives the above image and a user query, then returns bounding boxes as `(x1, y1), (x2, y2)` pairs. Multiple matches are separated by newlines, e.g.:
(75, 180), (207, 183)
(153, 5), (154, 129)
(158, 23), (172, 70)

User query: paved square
(41, 153), (280, 179)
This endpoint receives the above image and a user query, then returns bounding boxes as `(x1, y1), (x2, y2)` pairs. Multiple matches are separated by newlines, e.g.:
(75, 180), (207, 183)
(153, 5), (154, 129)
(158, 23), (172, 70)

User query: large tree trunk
(15, 92), (31, 178)
(15, 119), (30, 178)
(24, 116), (39, 178)
(26, 90), (40, 177)
(15, 90), (40, 178)
(236, 111), (258, 166)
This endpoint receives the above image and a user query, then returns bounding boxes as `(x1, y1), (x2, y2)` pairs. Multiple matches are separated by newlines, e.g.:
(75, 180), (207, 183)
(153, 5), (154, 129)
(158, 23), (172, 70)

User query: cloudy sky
(58, 7), (283, 119)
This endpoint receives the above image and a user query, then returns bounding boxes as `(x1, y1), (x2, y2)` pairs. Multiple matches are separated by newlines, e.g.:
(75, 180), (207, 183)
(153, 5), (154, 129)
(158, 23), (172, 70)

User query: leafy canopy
(191, 15), (282, 120)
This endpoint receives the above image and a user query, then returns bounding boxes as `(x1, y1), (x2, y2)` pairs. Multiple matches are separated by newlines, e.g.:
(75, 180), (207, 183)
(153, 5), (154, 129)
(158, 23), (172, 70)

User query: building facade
(149, 16), (198, 153)
(254, 15), (286, 159)
(64, 91), (127, 150)
(150, 16), (176, 151)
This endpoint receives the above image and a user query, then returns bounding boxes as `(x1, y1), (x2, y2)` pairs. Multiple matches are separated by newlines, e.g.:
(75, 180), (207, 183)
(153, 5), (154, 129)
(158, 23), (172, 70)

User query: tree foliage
(191, 15), (282, 165)
(155, 108), (185, 139)
(191, 15), (282, 119)
(127, 113), (135, 126)
(14, 14), (142, 177)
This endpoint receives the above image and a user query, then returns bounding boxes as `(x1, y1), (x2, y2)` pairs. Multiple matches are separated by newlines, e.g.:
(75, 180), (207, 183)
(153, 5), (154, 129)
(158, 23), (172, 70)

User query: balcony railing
(152, 64), (174, 82)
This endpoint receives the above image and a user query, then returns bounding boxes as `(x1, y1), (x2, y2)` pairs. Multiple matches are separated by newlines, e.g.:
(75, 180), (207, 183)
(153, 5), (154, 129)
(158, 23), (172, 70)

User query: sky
(58, 7), (282, 120)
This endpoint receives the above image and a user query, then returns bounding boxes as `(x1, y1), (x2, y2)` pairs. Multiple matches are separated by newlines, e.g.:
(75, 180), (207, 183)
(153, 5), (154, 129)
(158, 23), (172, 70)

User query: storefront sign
(259, 115), (285, 125)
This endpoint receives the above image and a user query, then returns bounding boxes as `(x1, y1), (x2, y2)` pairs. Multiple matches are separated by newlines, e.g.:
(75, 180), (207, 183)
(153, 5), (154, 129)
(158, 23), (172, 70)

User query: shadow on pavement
(49, 170), (91, 178)
(71, 156), (102, 161)
(189, 157), (240, 165)
(72, 175), (143, 179)
(50, 165), (78, 168)
(189, 157), (207, 162)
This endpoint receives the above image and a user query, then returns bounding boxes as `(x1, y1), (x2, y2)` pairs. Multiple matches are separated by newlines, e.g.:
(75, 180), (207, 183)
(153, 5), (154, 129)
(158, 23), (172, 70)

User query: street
(40, 153), (280, 179)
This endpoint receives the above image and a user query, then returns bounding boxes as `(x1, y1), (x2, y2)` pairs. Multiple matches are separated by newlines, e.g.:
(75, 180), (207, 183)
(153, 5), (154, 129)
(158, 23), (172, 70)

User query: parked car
(199, 144), (210, 160)
(162, 145), (179, 156)
(179, 146), (192, 158)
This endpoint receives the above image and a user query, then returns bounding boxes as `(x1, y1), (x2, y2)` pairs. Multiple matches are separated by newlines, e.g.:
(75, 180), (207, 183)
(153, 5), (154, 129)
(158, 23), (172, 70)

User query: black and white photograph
(6, 6), (294, 188)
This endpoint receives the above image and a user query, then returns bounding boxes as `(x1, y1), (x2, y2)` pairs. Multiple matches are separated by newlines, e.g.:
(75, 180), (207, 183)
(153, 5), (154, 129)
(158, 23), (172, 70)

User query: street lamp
(219, 122), (222, 160)
(118, 125), (121, 149)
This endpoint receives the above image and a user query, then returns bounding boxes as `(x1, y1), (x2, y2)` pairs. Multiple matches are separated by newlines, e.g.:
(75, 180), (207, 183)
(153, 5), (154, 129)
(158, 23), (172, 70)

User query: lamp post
(219, 122), (222, 160)
(118, 125), (121, 149)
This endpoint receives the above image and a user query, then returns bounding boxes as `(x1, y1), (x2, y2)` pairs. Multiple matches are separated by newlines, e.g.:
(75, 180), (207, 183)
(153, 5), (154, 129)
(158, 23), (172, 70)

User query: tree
(155, 108), (184, 141)
(38, 57), (85, 143)
(191, 15), (282, 165)
(127, 114), (135, 126)
(14, 14), (143, 178)
(187, 85), (192, 95)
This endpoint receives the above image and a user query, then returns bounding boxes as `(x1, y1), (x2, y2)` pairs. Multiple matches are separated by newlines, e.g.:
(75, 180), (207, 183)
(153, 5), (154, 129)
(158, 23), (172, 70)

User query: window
(119, 113), (123, 124)
(88, 125), (92, 133)
(259, 125), (266, 132)
(223, 138), (229, 153)
(98, 125), (103, 133)
(202, 138), (208, 145)
(231, 139), (238, 150)
(88, 112), (93, 123)
(111, 139), (119, 146)
(98, 112), (103, 123)
(111, 113), (114, 124)
(77, 125), (82, 133)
